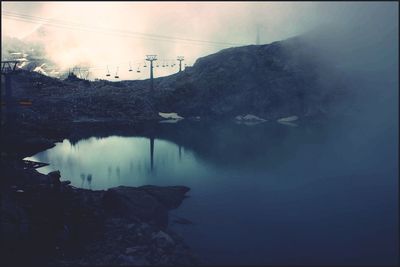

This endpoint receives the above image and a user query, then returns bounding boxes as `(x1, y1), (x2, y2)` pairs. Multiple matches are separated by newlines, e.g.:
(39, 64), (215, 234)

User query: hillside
(154, 35), (348, 119)
(3, 34), (349, 126)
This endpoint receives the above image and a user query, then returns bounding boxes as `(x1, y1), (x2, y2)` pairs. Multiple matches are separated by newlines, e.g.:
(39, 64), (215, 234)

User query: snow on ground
(277, 115), (298, 122)
(158, 112), (184, 120)
(235, 114), (267, 126)
(33, 66), (48, 76)
(17, 61), (29, 69)
(33, 63), (48, 76)
(235, 114), (267, 122)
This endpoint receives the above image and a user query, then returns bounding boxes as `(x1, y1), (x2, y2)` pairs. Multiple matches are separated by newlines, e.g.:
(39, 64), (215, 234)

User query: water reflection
(26, 122), (332, 190)
(107, 166), (112, 180)
(80, 173), (85, 187)
(24, 120), (398, 265)
(150, 137), (154, 172)
(86, 174), (92, 189)
(26, 133), (203, 190)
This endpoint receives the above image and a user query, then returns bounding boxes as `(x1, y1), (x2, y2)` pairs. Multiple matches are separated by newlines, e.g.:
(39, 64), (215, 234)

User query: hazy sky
(1, 1), (398, 80)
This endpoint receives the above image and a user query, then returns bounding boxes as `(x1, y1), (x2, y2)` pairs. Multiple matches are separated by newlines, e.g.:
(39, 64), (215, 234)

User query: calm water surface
(26, 119), (398, 265)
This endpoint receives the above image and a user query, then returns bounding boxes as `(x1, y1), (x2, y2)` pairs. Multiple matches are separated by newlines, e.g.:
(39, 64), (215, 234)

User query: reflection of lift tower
(145, 55), (157, 93)
(177, 56), (184, 72)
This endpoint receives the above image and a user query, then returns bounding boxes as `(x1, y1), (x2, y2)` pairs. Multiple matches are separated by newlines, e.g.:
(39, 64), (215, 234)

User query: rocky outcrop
(0, 162), (197, 266)
(103, 185), (189, 228)
(4, 33), (348, 128)
(154, 36), (347, 120)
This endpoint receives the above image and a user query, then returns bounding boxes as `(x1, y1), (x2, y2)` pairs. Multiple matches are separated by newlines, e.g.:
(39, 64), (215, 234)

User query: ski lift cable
(2, 11), (245, 47)
(3, 10), (244, 46)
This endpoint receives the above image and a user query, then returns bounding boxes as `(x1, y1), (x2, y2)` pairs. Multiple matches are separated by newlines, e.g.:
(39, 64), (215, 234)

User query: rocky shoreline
(0, 122), (199, 266)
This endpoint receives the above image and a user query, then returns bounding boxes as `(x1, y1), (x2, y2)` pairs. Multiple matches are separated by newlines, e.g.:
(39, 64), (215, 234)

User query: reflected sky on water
(27, 136), (206, 190)
(25, 119), (398, 265)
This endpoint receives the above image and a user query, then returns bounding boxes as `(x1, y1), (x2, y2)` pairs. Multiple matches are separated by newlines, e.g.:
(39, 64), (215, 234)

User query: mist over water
(26, 115), (398, 265)
(11, 1), (399, 265)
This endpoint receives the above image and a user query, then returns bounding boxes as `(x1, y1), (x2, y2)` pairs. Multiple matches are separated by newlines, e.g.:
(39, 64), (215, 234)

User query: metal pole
(150, 137), (154, 172)
(150, 60), (154, 92)
(145, 55), (157, 93)
(4, 74), (13, 123)
(177, 56), (184, 72)
(1, 61), (19, 124)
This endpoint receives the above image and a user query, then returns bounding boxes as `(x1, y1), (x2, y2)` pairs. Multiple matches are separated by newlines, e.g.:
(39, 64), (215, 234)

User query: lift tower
(177, 56), (184, 72)
(1, 61), (20, 125)
(145, 55), (157, 93)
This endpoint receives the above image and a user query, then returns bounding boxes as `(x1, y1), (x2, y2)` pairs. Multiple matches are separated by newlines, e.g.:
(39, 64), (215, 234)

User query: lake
(25, 118), (398, 265)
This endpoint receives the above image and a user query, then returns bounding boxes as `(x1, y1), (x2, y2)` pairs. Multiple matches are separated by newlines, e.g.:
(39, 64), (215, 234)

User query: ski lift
(129, 62), (133, 72)
(143, 61), (147, 68)
(114, 67), (119, 79)
(106, 65), (111, 77)
(136, 63), (141, 73)
(162, 61), (165, 67)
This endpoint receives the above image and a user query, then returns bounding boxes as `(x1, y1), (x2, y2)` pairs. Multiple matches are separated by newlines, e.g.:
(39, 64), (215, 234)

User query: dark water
(26, 117), (398, 265)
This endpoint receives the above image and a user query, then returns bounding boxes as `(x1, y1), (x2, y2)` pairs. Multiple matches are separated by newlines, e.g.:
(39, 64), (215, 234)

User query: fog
(4, 2), (398, 264)
(2, 2), (397, 82)
(1, 1), (398, 136)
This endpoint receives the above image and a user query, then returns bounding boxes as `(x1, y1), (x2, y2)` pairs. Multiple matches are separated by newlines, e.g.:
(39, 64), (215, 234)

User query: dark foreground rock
(103, 186), (190, 229)
(0, 162), (198, 266)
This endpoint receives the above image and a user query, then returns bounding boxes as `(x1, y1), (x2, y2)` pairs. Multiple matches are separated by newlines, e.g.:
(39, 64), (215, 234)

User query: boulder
(151, 230), (175, 248)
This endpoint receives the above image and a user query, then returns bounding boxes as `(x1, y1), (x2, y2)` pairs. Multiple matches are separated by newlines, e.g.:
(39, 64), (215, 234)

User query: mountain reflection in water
(25, 120), (398, 265)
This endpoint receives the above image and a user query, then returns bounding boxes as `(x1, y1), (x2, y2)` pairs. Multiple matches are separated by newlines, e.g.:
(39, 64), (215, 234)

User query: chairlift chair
(106, 65), (111, 77)
(129, 62), (133, 72)
(114, 67), (119, 79)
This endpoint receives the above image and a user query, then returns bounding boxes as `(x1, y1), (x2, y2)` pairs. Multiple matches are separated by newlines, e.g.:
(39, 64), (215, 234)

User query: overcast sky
(1, 1), (398, 80)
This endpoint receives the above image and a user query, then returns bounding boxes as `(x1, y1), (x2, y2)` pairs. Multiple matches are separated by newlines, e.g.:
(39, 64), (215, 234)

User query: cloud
(1, 2), (398, 82)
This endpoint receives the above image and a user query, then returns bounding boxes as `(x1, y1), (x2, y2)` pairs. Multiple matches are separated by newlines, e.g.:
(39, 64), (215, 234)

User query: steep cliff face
(155, 36), (348, 119)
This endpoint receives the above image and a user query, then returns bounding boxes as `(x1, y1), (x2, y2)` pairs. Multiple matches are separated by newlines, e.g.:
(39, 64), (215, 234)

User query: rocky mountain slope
(3, 34), (349, 125)
(154, 35), (348, 119)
